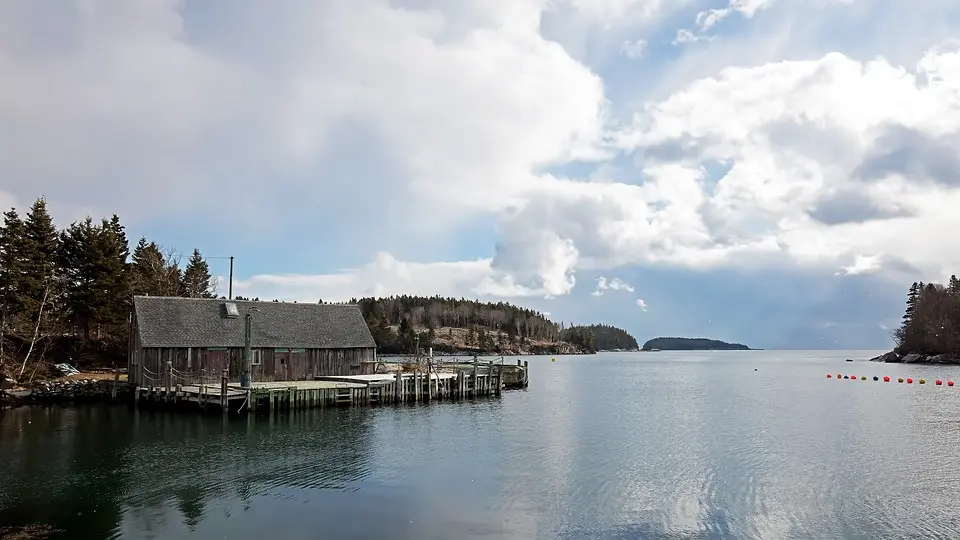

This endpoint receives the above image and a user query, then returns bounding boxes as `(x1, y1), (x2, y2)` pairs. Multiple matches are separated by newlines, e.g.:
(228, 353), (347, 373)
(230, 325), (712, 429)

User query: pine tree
(903, 282), (920, 326)
(0, 208), (26, 368)
(57, 218), (100, 339)
(467, 325), (477, 346)
(182, 249), (215, 298)
(57, 217), (131, 341)
(100, 215), (131, 331)
(130, 237), (182, 296)
(949, 275), (960, 295)
(0, 208), (26, 328)
(20, 197), (59, 332)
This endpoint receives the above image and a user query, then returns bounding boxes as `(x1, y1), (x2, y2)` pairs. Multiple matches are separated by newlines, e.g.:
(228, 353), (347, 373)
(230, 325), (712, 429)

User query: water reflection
(1, 406), (374, 539)
(7, 352), (960, 539)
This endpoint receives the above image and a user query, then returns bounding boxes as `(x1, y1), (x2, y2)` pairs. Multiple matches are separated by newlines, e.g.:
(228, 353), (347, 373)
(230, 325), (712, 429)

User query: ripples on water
(5, 351), (960, 539)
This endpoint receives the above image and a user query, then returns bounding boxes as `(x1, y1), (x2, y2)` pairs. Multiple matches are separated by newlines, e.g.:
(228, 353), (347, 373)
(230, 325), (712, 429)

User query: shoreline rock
(1, 379), (133, 409)
(869, 350), (960, 364)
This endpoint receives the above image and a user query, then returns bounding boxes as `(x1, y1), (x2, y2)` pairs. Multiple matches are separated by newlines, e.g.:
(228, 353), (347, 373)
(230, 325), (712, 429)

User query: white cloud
(673, 29), (717, 45)
(836, 254), (883, 276)
(591, 276), (636, 296)
(230, 252), (564, 302)
(484, 44), (960, 292)
(636, 298), (648, 311)
(6, 0), (960, 310)
(622, 39), (648, 58)
(696, 0), (777, 32)
(565, 0), (674, 25)
(0, 0), (608, 227)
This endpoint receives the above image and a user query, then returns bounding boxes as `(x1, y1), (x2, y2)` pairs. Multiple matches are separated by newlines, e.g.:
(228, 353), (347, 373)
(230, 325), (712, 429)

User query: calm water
(4, 350), (960, 540)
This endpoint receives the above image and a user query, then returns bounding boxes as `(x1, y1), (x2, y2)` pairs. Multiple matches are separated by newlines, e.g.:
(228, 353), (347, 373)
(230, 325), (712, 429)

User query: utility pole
(228, 256), (234, 300)
(242, 312), (252, 389)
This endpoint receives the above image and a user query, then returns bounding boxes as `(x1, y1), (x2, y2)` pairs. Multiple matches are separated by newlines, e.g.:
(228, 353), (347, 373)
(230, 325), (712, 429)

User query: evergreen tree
(100, 215), (131, 330)
(949, 275), (960, 296)
(130, 237), (182, 296)
(57, 217), (130, 341)
(0, 208), (26, 330)
(182, 248), (215, 298)
(20, 197), (59, 331)
(467, 325), (477, 346)
(0, 208), (26, 368)
(903, 282), (920, 326)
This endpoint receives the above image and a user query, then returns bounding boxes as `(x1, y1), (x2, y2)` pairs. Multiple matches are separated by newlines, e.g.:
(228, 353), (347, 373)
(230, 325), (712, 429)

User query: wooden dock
(132, 358), (527, 415)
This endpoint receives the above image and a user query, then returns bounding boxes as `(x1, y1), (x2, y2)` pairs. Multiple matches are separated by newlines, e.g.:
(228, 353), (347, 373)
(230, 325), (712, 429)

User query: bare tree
(19, 280), (52, 378)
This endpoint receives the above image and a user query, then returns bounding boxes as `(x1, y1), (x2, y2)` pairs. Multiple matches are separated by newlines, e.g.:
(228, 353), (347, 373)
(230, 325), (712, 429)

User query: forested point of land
(641, 337), (751, 351)
(576, 324), (639, 351)
(347, 296), (639, 355)
(0, 196), (639, 381)
(875, 277), (960, 364)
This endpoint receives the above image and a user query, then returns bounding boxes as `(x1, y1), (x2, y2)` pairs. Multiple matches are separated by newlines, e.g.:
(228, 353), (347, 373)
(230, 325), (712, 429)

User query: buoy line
(826, 373), (954, 386)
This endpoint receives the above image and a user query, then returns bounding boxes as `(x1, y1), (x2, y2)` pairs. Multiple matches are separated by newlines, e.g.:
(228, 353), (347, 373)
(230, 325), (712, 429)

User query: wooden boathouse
(126, 296), (526, 415)
(128, 296), (378, 387)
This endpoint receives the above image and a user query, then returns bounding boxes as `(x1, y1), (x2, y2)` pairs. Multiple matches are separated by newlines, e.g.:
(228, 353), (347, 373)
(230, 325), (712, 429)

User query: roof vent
(224, 302), (240, 318)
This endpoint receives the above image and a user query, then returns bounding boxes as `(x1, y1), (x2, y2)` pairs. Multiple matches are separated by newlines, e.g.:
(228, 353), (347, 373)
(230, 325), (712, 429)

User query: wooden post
(111, 368), (119, 401)
(495, 363), (502, 396)
(472, 358), (479, 397)
(523, 360), (529, 387)
(165, 360), (173, 394)
(220, 369), (228, 413)
(487, 361), (494, 395)
(426, 360), (432, 401)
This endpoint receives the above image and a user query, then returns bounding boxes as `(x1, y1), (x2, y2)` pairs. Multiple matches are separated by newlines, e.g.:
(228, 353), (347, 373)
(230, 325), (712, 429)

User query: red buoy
(827, 374), (832, 378)
(907, 378), (913, 384)
(949, 380), (955, 387)
(883, 376), (890, 382)
(936, 379), (943, 385)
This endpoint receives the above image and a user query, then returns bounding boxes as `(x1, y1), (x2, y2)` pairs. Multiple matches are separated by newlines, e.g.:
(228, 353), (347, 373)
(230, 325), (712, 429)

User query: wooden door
(275, 351), (290, 381)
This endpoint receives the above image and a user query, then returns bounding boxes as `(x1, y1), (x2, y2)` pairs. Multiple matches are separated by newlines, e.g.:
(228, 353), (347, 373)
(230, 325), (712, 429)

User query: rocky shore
(869, 351), (960, 364)
(0, 379), (132, 409)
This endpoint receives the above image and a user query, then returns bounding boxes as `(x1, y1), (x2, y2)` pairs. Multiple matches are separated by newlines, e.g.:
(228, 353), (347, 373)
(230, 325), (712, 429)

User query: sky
(2, 0), (960, 350)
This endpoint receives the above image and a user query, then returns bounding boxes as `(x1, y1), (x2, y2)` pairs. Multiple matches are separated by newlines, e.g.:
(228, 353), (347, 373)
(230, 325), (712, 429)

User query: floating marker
(843, 375), (849, 379)
(919, 379), (926, 384)
(949, 381), (955, 387)
(936, 379), (943, 385)
(907, 378), (913, 384)
(883, 376), (890, 382)
(898, 377), (904, 383)
(862, 376), (867, 380)
(827, 374), (832, 378)
(837, 373), (842, 379)
(873, 376), (879, 381)
(552, 357), (556, 363)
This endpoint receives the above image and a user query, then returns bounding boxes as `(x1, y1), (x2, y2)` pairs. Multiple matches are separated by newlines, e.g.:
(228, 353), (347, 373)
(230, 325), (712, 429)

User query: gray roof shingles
(133, 296), (377, 349)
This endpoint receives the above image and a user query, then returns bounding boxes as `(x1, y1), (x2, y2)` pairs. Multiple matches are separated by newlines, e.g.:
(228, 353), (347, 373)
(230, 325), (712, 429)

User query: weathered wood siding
(129, 345), (376, 386)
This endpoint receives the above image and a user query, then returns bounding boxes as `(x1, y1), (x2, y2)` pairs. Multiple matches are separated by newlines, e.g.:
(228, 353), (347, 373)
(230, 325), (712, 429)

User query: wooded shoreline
(0, 196), (638, 387)
(873, 276), (960, 365)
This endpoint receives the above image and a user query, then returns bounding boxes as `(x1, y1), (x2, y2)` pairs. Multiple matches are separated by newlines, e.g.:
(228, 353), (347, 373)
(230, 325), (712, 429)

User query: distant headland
(641, 337), (752, 351)
(871, 277), (960, 365)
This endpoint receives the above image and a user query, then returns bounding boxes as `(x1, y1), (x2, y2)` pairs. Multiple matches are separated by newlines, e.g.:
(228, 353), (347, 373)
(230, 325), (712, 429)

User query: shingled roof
(133, 296), (377, 349)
